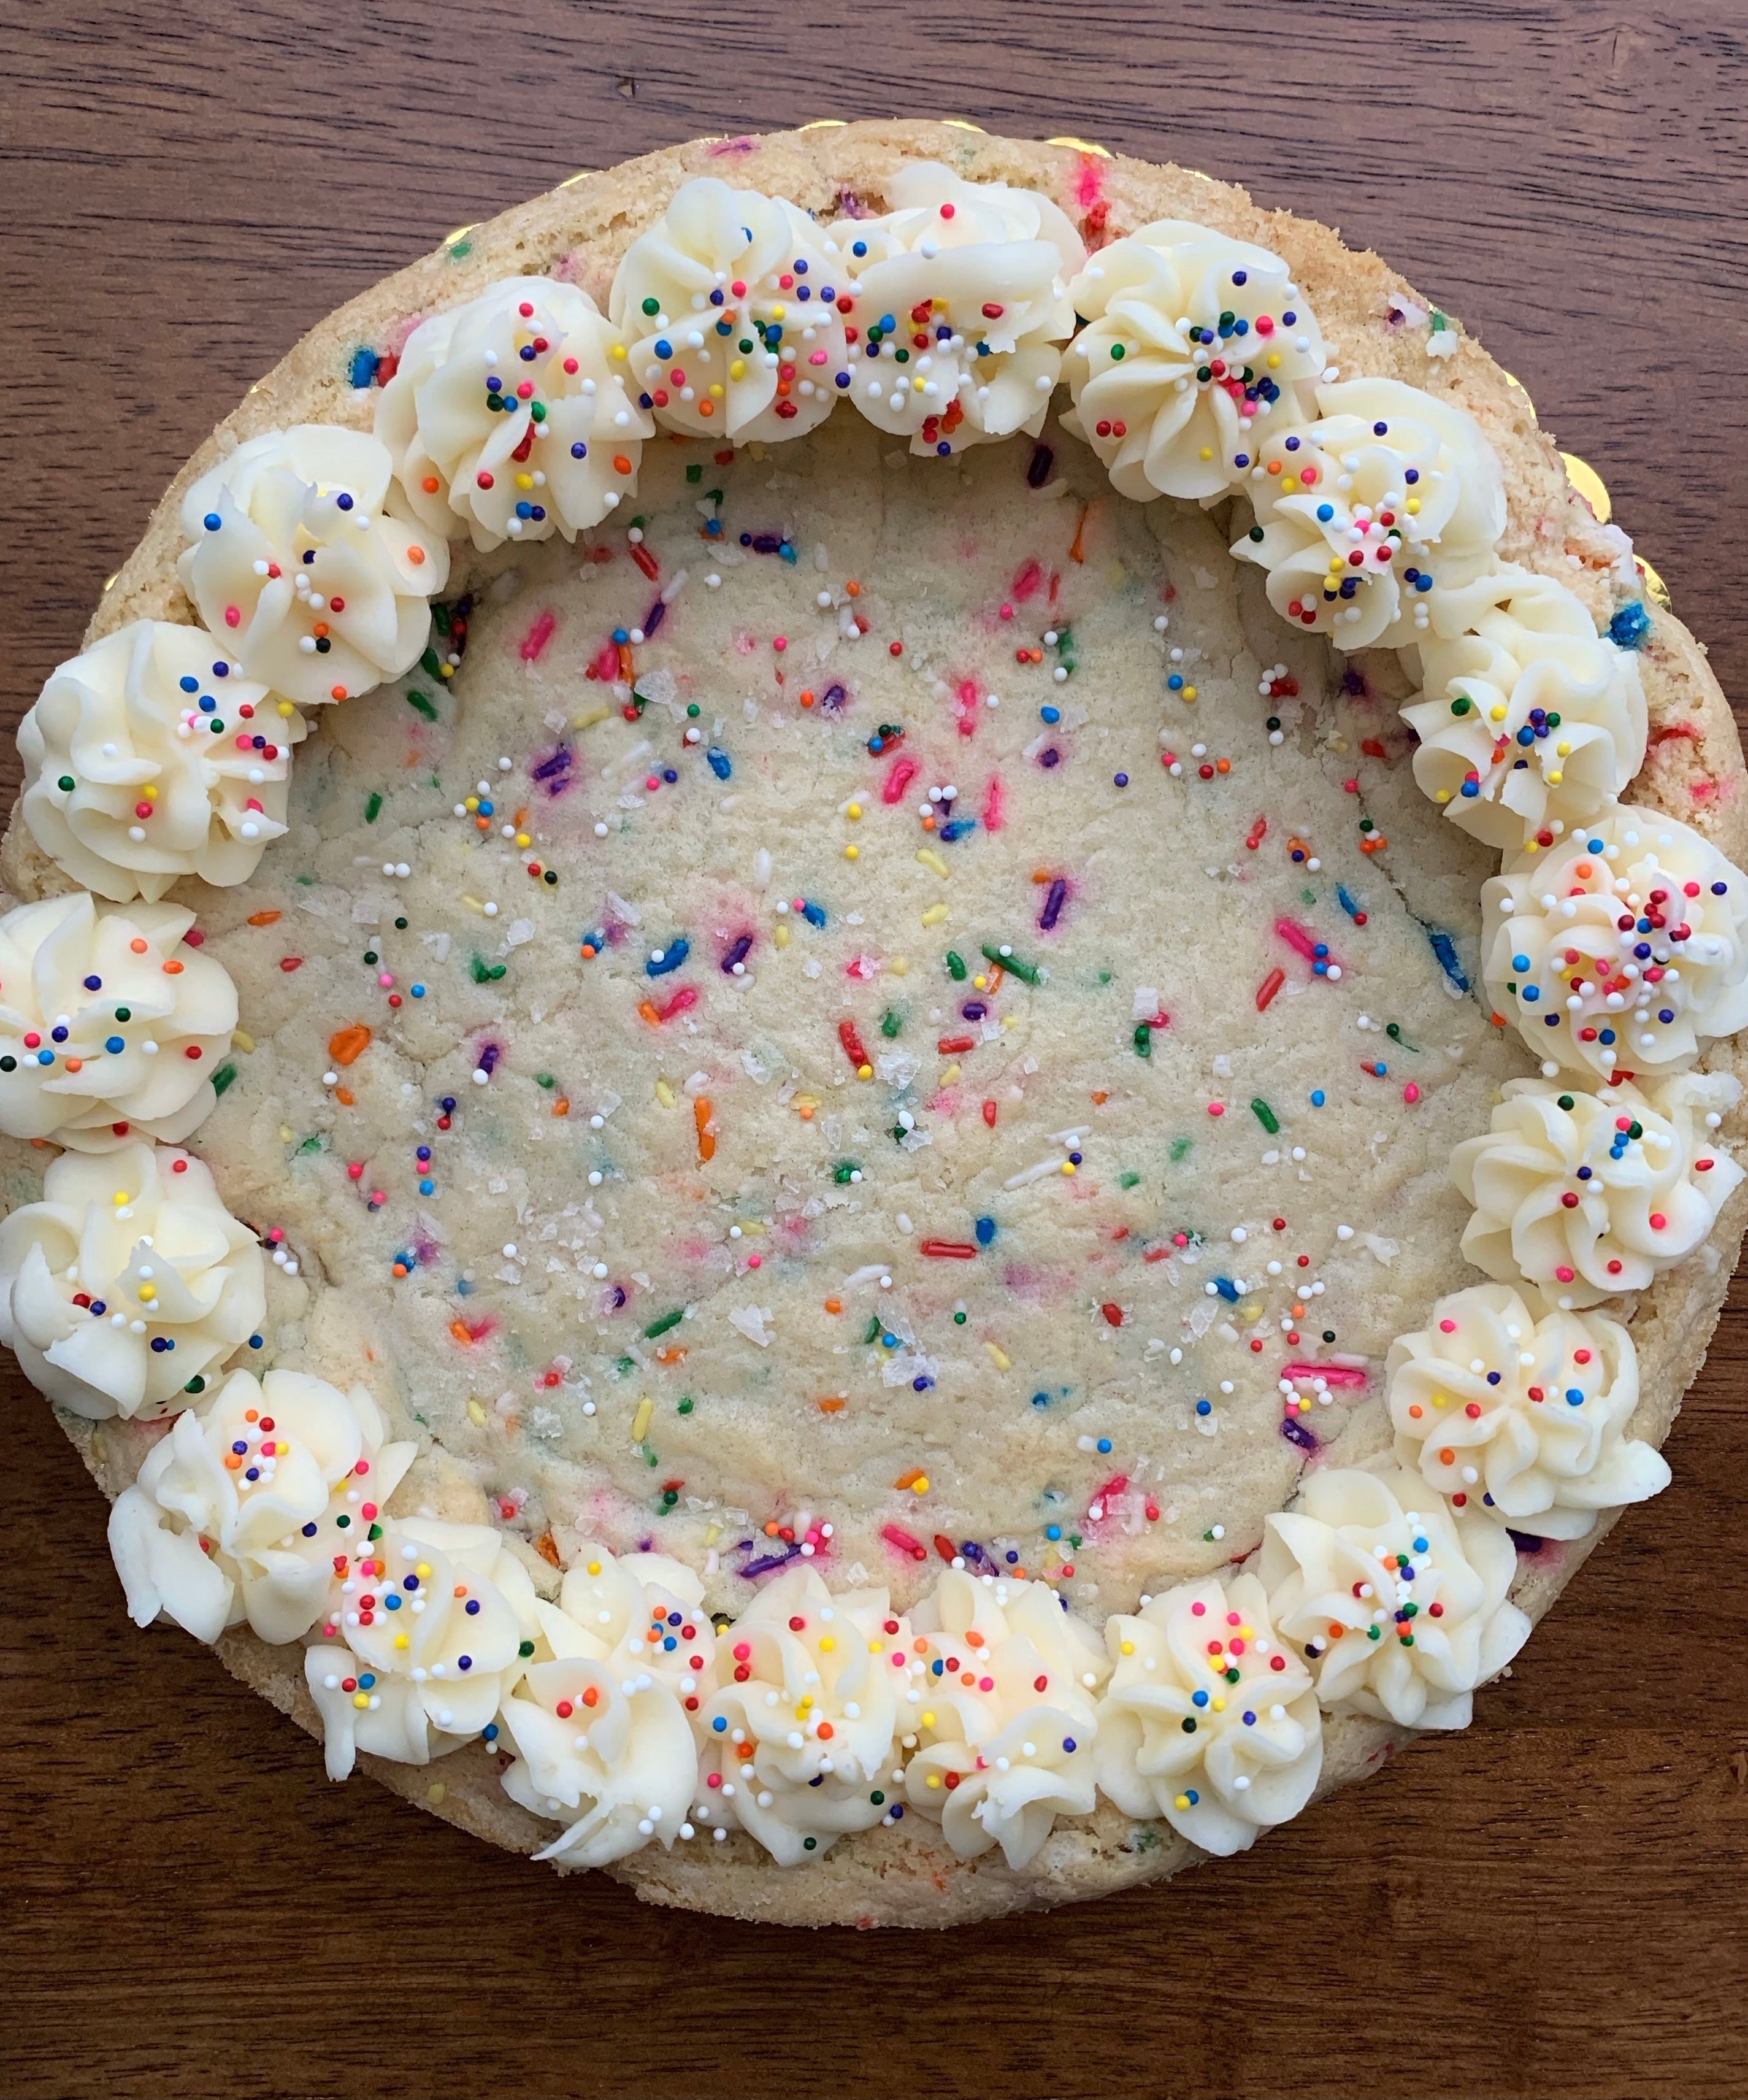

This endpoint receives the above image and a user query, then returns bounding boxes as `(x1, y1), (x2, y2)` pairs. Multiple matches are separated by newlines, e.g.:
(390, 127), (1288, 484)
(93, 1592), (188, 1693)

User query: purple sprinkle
(1038, 877), (1067, 931)
(477, 1043), (500, 1075)
(1341, 666), (1369, 699)
(1026, 442), (1054, 488)
(740, 1547), (802, 1579)
(1281, 1415), (1320, 1451)
(1039, 747), (1060, 769)
(1506, 1528), (1549, 1554)
(721, 933), (753, 972)
(821, 682), (848, 713)
(642, 597), (667, 638)
(532, 746), (573, 782)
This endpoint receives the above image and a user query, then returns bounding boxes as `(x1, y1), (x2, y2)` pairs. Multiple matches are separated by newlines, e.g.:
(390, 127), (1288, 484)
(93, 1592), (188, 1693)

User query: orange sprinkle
(1068, 502), (1091, 564)
(64, 1057), (82, 1074)
(334, 1086), (355, 1107)
(654, 1345), (689, 1365)
(247, 910), (282, 927)
(895, 1467), (927, 1490)
(408, 545), (427, 567)
(450, 1320), (475, 1345)
(328, 1025), (371, 1067)
(617, 642), (634, 682)
(552, 1097), (570, 1117)
(580, 944), (597, 960)
(533, 1532), (562, 1567)
(818, 1397), (846, 1414)
(637, 1000), (661, 1026)
(162, 960), (184, 975)
(613, 454), (633, 475)
(129, 939), (148, 955)
(845, 580), (861, 598)
(799, 688), (816, 708)
(823, 1296), (843, 1315)
(1090, 1090), (1109, 1106)
(694, 1095), (715, 1163)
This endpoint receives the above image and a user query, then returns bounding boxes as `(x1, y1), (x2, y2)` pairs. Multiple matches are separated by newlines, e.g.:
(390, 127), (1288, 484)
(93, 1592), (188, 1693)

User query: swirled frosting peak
(378, 277), (653, 550)
(1062, 223), (1326, 501)
(499, 1569), (702, 1869)
(309, 1515), (540, 1780)
(1261, 1464), (1530, 1728)
(177, 426), (449, 707)
(902, 1569), (1110, 1871)
(18, 620), (306, 902)
(107, 1366), (416, 1645)
(550, 1542), (719, 1715)
(1482, 807), (1748, 1080)
(1094, 1572), (1321, 1857)
(610, 179), (856, 445)
(1387, 1282), (1669, 1538)
(0, 892), (237, 1152)
(697, 1565), (903, 1866)
(848, 163), (1087, 456)
(0, 1139), (264, 1420)
(1403, 566), (1648, 850)
(1452, 1072), (1744, 1304)
(1235, 379), (1506, 647)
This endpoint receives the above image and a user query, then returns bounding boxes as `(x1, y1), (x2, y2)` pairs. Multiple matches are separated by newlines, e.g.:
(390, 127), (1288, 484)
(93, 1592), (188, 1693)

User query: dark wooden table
(6, 6), (1747, 2095)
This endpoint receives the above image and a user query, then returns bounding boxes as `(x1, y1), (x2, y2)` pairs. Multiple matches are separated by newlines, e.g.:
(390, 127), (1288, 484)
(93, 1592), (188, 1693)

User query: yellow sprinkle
(1183, 685), (1197, 701)
(586, 1560), (602, 1575)
(704, 1522), (722, 1547)
(844, 844), (859, 861)
(394, 1633), (410, 1650)
(973, 974), (989, 991)
(984, 1342), (1011, 1372)
(353, 1692), (371, 1710)
(940, 1063), (962, 1085)
(920, 902), (948, 928)
(774, 923), (791, 950)
(916, 848), (949, 880)
(631, 1396), (654, 1444)
(1061, 1161), (1076, 1176)
(427, 1782), (447, 1805)
(136, 1283), (156, 1302)
(142, 785), (158, 802)
(819, 1636), (836, 1652)
(611, 343), (627, 361)
(515, 831), (532, 849)
(277, 701), (294, 718)
(654, 1078), (676, 1109)
(846, 802), (863, 820)
(278, 1125), (293, 1143)
(1547, 769), (1563, 785)
(856, 1063), (873, 1080)
(460, 895), (486, 914)
(572, 706), (612, 731)
(1406, 497), (1421, 514)
(1198, 445), (1213, 461)
(515, 473), (534, 491)
(1489, 704), (1508, 723)
(889, 956), (908, 975)
(467, 1399), (486, 1426)
(911, 1475), (929, 1494)
(926, 1773), (942, 1789)
(729, 360), (746, 381)
(1121, 1639), (1136, 1656)
(232, 1029), (256, 1055)
(921, 1709), (937, 1728)
(708, 383), (724, 399)
(1435, 788), (1452, 804)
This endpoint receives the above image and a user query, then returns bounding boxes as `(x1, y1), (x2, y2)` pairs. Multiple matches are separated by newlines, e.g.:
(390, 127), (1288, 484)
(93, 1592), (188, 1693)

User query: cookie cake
(3, 119), (1743, 1926)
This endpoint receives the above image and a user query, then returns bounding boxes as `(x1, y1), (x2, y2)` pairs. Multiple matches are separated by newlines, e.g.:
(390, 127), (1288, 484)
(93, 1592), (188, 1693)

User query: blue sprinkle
(1309, 1088), (1325, 1107)
(707, 747), (732, 780)
(1428, 928), (1469, 992)
(800, 899), (827, 929)
(1213, 1277), (1240, 1302)
(975, 1216), (995, 1245)
(1608, 600), (1652, 651)
(347, 346), (380, 388)
(646, 939), (689, 977)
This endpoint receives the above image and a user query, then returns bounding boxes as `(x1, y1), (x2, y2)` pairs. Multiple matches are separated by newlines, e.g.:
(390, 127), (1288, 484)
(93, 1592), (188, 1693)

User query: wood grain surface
(4, 5), (1747, 2096)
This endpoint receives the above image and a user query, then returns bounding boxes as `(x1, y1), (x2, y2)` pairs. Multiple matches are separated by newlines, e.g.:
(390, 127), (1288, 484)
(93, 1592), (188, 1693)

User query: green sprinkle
(1119, 1171), (1141, 1190)
(1133, 1023), (1152, 1058)
(953, 1310), (967, 1325)
(832, 1161), (862, 1185)
(420, 648), (442, 678)
(448, 238), (472, 260)
(643, 1308), (684, 1339)
(1251, 1098), (1279, 1135)
(982, 943), (1040, 985)
(880, 1007), (903, 1039)
(407, 688), (438, 721)
(364, 791), (383, 823)
(518, 1639), (535, 1659)
(295, 1135), (324, 1156)
(1300, 887), (1316, 906)
(1170, 1135), (1193, 1163)
(470, 953), (507, 983)
(537, 1073), (554, 1088)
(210, 1063), (238, 1099)
(677, 1396), (694, 1415)
(1384, 1023), (1420, 1052)
(685, 462), (703, 482)
(615, 1355), (635, 1377)
(862, 1314), (883, 1345)
(945, 950), (967, 981)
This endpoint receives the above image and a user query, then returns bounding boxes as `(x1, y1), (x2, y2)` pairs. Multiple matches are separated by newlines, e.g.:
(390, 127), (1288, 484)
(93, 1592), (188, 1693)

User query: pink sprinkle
(982, 773), (1007, 833)
(881, 755), (919, 805)
(1208, 1101), (1225, 1117)
(347, 1162), (364, 1180)
(747, 1253), (762, 1269)
(1403, 1082), (1420, 1105)
(881, 1522), (929, 1562)
(1284, 1361), (1368, 1388)
(1010, 558), (1044, 602)
(519, 609), (557, 663)
(1274, 917), (1319, 961)
(773, 635), (788, 653)
(224, 606), (240, 628)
